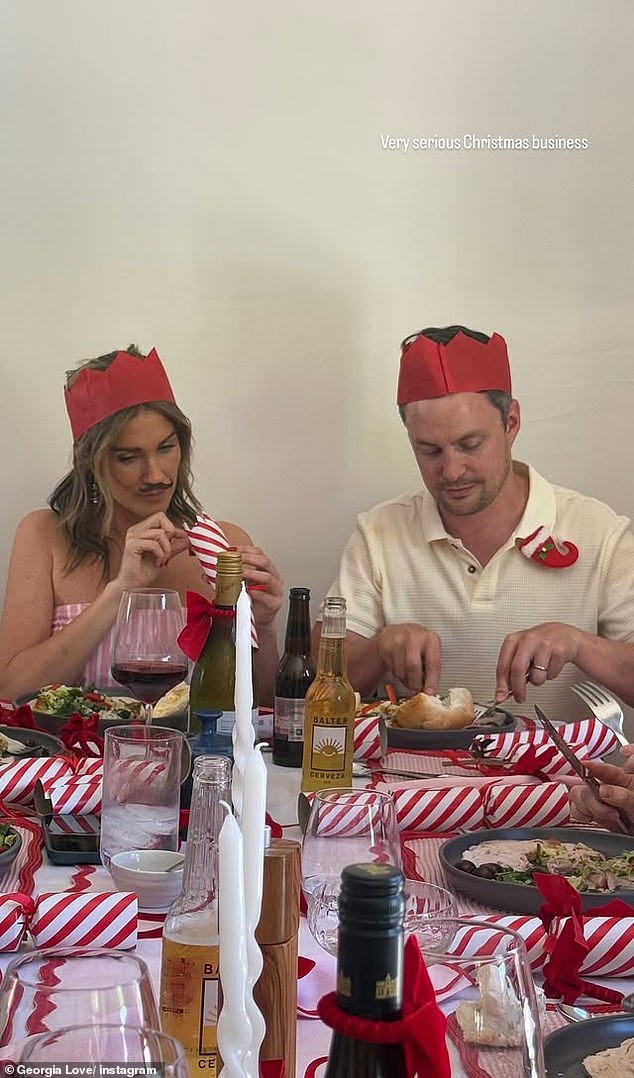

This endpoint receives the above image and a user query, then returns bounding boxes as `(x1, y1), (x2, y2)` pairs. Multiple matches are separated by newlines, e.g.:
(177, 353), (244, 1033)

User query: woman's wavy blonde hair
(49, 345), (202, 576)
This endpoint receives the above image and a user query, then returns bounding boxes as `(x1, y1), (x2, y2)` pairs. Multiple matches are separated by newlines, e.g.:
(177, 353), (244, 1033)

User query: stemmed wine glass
(20, 1025), (188, 1077)
(111, 588), (188, 722)
(301, 787), (403, 952)
(0, 949), (160, 1052)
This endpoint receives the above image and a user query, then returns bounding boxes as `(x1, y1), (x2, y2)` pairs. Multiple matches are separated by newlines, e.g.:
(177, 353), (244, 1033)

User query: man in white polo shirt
(325, 325), (634, 718)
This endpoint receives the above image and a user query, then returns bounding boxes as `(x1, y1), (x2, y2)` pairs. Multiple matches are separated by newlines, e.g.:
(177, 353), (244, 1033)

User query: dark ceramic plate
(0, 824), (23, 873)
(439, 826), (634, 914)
(0, 725), (65, 758)
(386, 709), (515, 750)
(544, 1014), (634, 1077)
(20, 689), (187, 735)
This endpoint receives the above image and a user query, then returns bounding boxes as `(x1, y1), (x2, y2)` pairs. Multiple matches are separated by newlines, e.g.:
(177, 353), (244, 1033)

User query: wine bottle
(159, 754), (231, 1077)
(188, 551), (258, 736)
(273, 587), (316, 768)
(324, 863), (407, 1078)
(301, 596), (355, 793)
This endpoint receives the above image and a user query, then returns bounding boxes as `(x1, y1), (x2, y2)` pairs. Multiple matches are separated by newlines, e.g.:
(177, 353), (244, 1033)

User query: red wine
(111, 662), (188, 704)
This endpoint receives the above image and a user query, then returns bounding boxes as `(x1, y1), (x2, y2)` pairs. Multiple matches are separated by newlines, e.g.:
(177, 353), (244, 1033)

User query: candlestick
(242, 745), (267, 1067)
(218, 804), (253, 1078)
(232, 582), (255, 820)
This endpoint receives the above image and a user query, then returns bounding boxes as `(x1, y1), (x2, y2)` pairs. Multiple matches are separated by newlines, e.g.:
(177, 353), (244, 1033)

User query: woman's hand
(570, 748), (634, 832)
(115, 513), (190, 591)
(234, 545), (283, 630)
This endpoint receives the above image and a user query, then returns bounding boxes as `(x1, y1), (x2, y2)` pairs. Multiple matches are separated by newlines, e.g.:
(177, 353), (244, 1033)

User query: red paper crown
(64, 347), (176, 441)
(397, 331), (511, 405)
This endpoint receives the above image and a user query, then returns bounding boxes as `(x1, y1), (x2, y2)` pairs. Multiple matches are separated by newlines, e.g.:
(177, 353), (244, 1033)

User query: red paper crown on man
(397, 330), (511, 405)
(64, 347), (176, 441)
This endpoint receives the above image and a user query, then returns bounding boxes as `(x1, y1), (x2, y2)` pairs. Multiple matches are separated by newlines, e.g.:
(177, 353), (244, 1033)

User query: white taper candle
(232, 582), (254, 820)
(241, 744), (267, 1067)
(217, 804), (253, 1078)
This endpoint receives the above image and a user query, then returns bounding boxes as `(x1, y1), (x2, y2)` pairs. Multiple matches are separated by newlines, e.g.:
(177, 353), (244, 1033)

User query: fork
(571, 680), (630, 748)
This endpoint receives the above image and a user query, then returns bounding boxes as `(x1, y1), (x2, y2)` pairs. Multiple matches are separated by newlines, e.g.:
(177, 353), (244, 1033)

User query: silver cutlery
(571, 680), (629, 748)
(352, 761), (442, 780)
(557, 994), (634, 1022)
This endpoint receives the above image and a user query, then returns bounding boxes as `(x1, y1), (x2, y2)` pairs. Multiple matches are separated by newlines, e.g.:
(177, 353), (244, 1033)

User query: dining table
(2, 724), (634, 1077)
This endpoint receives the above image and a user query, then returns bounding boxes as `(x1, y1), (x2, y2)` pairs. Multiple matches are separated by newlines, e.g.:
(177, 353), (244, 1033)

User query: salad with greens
(32, 685), (141, 720)
(0, 823), (18, 854)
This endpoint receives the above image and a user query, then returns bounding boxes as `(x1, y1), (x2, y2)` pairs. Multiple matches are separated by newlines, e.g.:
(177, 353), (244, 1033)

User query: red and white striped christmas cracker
(0, 894), (30, 952)
(454, 915), (634, 979)
(353, 715), (384, 761)
(484, 782), (571, 828)
(42, 775), (102, 814)
(392, 787), (485, 833)
(73, 758), (104, 778)
(29, 892), (138, 949)
(185, 512), (258, 646)
(473, 718), (618, 761)
(109, 757), (168, 802)
(0, 756), (72, 805)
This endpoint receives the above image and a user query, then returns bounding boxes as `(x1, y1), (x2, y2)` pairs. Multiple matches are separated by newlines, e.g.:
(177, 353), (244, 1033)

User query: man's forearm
(345, 632), (387, 696)
(575, 632), (634, 707)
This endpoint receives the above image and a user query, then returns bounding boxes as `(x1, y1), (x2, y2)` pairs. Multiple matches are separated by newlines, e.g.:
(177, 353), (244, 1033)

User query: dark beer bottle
(324, 862), (407, 1078)
(273, 587), (316, 767)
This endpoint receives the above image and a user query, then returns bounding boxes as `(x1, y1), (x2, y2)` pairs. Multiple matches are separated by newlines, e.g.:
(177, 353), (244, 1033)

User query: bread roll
(392, 688), (474, 730)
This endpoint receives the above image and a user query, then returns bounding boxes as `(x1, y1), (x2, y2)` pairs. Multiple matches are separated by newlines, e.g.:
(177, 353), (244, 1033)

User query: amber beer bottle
(159, 755), (231, 1077)
(324, 863), (407, 1078)
(273, 587), (316, 767)
(188, 551), (258, 736)
(301, 596), (355, 793)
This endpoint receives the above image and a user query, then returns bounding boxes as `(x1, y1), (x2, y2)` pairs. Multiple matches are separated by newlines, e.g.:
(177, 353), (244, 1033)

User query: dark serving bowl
(0, 725), (65, 757)
(18, 690), (187, 736)
(544, 1015), (634, 1078)
(439, 826), (634, 915)
(0, 824), (23, 873)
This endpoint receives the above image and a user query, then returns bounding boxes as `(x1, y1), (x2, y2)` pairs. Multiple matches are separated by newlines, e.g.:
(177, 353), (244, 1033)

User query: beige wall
(1, 2), (633, 662)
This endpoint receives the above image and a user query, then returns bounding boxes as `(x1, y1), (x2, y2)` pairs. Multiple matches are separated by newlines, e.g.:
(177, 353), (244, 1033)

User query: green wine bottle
(188, 551), (258, 736)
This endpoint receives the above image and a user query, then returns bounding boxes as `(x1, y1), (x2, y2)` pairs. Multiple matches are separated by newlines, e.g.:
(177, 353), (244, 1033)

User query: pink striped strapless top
(51, 515), (236, 689)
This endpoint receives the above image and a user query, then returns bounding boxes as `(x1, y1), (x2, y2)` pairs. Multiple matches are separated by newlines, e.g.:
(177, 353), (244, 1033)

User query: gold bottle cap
(216, 551), (243, 578)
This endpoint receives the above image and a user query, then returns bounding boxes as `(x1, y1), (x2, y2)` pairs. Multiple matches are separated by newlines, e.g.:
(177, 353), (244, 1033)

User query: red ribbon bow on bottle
(177, 591), (214, 662)
(317, 936), (451, 1078)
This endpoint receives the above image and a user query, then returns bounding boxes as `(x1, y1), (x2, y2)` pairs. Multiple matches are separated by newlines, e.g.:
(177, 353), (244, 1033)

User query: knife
(534, 704), (632, 835)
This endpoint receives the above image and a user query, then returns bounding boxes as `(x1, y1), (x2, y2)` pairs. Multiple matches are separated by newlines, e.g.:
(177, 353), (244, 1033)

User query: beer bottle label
(308, 719), (348, 778)
(274, 697), (306, 742)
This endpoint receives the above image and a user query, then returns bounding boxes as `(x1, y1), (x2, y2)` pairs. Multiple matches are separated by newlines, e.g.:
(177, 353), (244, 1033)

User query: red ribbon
(177, 590), (214, 662)
(317, 936), (450, 1078)
(0, 703), (37, 729)
(58, 714), (104, 758)
(536, 874), (625, 1005)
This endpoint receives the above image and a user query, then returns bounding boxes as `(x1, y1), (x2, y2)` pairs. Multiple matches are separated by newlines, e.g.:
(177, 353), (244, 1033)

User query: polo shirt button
(467, 565), (477, 574)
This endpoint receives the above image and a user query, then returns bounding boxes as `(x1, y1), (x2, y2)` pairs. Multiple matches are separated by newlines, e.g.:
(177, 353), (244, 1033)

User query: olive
(455, 859), (477, 873)
(474, 863), (499, 879)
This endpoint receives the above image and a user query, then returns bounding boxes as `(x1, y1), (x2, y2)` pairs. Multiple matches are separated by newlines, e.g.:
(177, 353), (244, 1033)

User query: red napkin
(0, 702), (37, 729)
(317, 936), (451, 1077)
(177, 590), (214, 662)
(536, 875), (624, 1005)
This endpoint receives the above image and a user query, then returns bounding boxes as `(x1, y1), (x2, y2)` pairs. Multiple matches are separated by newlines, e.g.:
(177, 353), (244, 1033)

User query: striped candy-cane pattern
(392, 787), (485, 833)
(185, 513), (258, 647)
(304, 790), (394, 837)
(74, 758), (104, 778)
(47, 813), (101, 836)
(353, 716), (384, 761)
(473, 718), (618, 761)
(580, 917), (634, 976)
(0, 756), (71, 805)
(108, 757), (168, 802)
(484, 782), (571, 828)
(0, 895), (28, 951)
(43, 777), (102, 815)
(30, 892), (138, 949)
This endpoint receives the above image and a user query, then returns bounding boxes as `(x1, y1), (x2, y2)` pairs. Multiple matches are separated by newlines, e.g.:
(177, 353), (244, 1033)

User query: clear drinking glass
(20, 1024), (188, 1077)
(302, 786), (402, 957)
(111, 588), (188, 722)
(418, 918), (545, 1077)
(100, 724), (189, 870)
(0, 949), (160, 1051)
(308, 875), (455, 956)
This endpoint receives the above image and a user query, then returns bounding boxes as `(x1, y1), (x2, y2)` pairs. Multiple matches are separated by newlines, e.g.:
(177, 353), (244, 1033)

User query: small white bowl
(109, 849), (184, 909)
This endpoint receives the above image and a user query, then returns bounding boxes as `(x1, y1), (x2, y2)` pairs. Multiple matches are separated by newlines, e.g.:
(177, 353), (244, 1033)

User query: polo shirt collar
(420, 464), (556, 549)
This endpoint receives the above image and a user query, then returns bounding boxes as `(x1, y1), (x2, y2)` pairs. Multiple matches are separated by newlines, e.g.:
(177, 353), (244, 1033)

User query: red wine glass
(111, 589), (188, 722)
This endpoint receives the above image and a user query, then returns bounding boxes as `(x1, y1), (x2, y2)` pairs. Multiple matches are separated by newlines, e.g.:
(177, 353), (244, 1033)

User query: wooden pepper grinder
(254, 837), (301, 1077)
